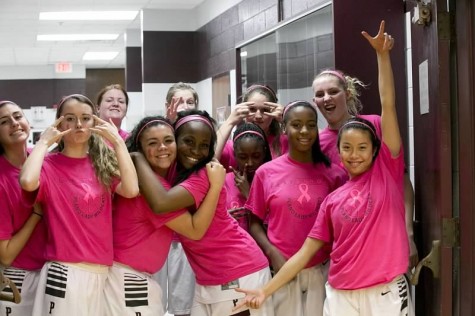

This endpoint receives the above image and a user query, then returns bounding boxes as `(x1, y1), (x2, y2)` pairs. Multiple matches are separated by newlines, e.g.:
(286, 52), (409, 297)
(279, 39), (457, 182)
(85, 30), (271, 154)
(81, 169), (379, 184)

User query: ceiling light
(83, 52), (119, 61)
(40, 11), (138, 21)
(37, 34), (119, 41)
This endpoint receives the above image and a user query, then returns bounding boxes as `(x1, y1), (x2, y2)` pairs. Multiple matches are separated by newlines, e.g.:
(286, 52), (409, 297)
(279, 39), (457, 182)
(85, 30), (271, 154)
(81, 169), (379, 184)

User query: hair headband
(341, 120), (377, 139)
(57, 94), (94, 110)
(247, 85), (278, 101)
(136, 120), (174, 144)
(174, 114), (214, 131)
(283, 100), (309, 118)
(320, 70), (347, 84)
(234, 130), (265, 142)
(0, 100), (16, 106)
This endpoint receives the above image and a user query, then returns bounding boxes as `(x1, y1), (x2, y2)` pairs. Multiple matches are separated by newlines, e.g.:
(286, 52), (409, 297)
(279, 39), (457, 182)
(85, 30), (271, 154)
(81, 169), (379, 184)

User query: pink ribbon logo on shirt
(297, 183), (311, 204)
(81, 183), (94, 202)
(349, 189), (363, 207)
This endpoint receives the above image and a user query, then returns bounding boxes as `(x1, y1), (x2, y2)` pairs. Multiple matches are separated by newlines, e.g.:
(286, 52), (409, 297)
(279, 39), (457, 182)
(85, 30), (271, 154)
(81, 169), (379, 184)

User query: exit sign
(55, 62), (72, 73)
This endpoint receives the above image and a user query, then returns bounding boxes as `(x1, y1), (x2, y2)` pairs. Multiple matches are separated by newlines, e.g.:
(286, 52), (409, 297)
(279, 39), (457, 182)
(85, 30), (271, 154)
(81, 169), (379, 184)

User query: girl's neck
(61, 143), (89, 158)
(288, 150), (313, 163)
(330, 113), (353, 130)
(3, 144), (28, 168)
(153, 167), (168, 178)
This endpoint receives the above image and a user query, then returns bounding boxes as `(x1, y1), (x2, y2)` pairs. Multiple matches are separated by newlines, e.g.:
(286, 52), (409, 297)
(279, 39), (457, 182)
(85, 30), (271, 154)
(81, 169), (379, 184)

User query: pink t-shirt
(37, 153), (118, 265)
(118, 128), (129, 141)
(319, 114), (382, 167)
(113, 175), (186, 274)
(245, 154), (346, 268)
(309, 143), (408, 290)
(177, 168), (268, 286)
(0, 156), (47, 270)
(224, 172), (248, 231)
(220, 134), (289, 171)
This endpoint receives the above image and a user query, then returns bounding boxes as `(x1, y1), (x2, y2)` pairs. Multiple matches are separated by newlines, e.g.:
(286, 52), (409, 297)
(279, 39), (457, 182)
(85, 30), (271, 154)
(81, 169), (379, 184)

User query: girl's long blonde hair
(56, 94), (119, 187)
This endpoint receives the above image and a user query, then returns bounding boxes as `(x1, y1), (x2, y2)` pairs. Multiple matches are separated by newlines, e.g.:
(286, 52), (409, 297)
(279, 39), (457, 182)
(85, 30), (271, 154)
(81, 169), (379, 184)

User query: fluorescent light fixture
(83, 52), (119, 61)
(37, 34), (119, 41)
(40, 11), (138, 21)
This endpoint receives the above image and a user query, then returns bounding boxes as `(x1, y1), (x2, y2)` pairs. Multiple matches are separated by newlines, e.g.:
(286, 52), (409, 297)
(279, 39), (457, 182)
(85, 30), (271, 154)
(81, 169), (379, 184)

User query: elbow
(123, 185), (140, 199)
(19, 176), (38, 192)
(0, 256), (13, 268)
(184, 231), (205, 241)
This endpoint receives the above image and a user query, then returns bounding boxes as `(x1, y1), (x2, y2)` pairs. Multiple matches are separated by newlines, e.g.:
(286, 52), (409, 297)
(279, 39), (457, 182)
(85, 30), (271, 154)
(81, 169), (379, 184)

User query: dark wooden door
(409, 0), (460, 315)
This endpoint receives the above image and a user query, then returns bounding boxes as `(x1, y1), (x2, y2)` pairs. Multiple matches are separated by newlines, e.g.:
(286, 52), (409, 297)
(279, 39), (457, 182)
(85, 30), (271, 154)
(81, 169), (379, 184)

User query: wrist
(208, 184), (222, 192)
(37, 139), (52, 149)
(32, 211), (43, 219)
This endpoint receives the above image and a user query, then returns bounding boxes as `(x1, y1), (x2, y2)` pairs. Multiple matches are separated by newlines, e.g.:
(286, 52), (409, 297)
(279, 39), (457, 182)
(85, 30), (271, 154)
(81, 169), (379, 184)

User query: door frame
(456, 0), (475, 314)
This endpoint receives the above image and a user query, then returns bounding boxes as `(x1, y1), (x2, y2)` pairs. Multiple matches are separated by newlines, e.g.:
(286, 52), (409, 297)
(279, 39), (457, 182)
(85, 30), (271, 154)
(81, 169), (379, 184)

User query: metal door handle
(0, 276), (21, 303)
(410, 240), (440, 286)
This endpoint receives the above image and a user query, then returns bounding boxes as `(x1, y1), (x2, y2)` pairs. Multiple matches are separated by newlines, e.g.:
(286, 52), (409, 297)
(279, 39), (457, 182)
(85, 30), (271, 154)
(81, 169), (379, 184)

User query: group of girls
(0, 21), (416, 316)
(234, 20), (415, 316)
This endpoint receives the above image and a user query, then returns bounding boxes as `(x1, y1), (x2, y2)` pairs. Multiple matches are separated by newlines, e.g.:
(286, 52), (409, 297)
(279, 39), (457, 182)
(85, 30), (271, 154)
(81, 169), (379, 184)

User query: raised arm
(214, 102), (252, 160)
(234, 237), (325, 310)
(166, 161), (226, 240)
(19, 117), (70, 191)
(131, 152), (196, 213)
(362, 20), (401, 156)
(90, 116), (139, 198)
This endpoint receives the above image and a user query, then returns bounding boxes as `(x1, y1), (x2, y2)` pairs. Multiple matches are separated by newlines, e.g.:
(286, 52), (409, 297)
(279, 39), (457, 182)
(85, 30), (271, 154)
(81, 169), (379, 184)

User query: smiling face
(0, 102), (30, 149)
(312, 75), (350, 129)
(176, 121), (212, 169)
(285, 105), (318, 162)
(58, 99), (95, 145)
(139, 124), (176, 176)
(338, 128), (375, 178)
(97, 88), (128, 126)
(234, 137), (266, 179)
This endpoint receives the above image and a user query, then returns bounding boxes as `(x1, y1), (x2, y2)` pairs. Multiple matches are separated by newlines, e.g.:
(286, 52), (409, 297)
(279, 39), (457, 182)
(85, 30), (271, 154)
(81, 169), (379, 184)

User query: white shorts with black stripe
(0, 267), (40, 316)
(32, 261), (108, 316)
(191, 267), (274, 316)
(104, 262), (164, 316)
(323, 275), (415, 316)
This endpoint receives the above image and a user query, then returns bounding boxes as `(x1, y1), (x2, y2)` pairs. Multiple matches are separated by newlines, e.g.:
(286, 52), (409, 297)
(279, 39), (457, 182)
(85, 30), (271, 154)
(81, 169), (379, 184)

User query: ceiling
(0, 0), (205, 69)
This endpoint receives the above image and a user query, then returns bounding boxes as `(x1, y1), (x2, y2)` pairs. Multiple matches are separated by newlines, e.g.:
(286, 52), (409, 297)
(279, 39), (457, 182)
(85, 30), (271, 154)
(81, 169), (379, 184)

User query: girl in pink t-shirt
(245, 100), (345, 316)
(235, 21), (414, 316)
(105, 115), (225, 315)
(96, 84), (130, 140)
(312, 47), (417, 268)
(216, 84), (287, 171)
(0, 100), (47, 313)
(225, 123), (272, 231)
(132, 110), (274, 316)
(158, 81), (200, 316)
(19, 94), (139, 315)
